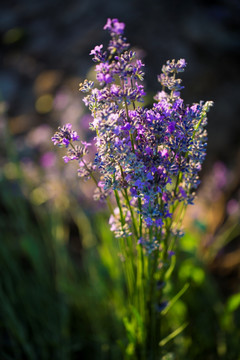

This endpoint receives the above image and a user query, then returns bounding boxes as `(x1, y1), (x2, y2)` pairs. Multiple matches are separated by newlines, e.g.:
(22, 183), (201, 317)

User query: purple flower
(145, 147), (153, 156)
(90, 44), (103, 56)
(130, 187), (138, 196)
(135, 179), (143, 188)
(63, 155), (71, 163)
(155, 218), (163, 227)
(160, 148), (169, 158)
(167, 122), (175, 134)
(146, 172), (153, 180)
(178, 186), (187, 199)
(62, 138), (70, 147)
(145, 217), (153, 226)
(51, 123), (79, 148)
(72, 131), (79, 142)
(110, 84), (120, 96)
(162, 59), (187, 74)
(96, 62), (114, 84)
(103, 18), (112, 31)
(162, 193), (168, 202)
(81, 141), (92, 150)
(104, 18), (125, 35)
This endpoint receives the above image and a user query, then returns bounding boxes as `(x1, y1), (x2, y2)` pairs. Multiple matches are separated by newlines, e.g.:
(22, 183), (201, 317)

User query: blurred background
(0, 0), (240, 359)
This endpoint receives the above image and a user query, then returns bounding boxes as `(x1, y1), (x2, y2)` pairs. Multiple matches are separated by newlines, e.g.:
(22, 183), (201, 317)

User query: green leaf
(159, 322), (188, 347)
(226, 293), (240, 313)
(130, 305), (144, 329)
(123, 317), (136, 343)
(162, 353), (176, 360)
(162, 283), (189, 315)
(164, 254), (176, 280)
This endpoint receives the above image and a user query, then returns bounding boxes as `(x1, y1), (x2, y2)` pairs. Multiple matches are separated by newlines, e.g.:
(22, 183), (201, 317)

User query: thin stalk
(149, 247), (159, 359)
(136, 244), (146, 359)
(119, 164), (139, 239)
(192, 110), (206, 140)
(121, 78), (136, 154)
(135, 194), (146, 358)
(114, 189), (125, 226)
(130, 78), (136, 110)
(114, 188), (135, 301)
(123, 188), (139, 239)
(69, 141), (115, 214)
(138, 197), (143, 239)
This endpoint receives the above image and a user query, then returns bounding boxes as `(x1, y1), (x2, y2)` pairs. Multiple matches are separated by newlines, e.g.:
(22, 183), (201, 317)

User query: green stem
(138, 197), (143, 239)
(114, 189), (125, 226)
(149, 249), (159, 359)
(123, 188), (139, 239)
(118, 165), (139, 239)
(113, 189), (135, 301)
(130, 78), (136, 110)
(121, 78), (136, 154)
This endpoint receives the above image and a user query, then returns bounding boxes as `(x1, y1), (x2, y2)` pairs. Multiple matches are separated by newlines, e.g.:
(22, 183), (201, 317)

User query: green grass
(1, 173), (240, 359)
(0, 175), (125, 359)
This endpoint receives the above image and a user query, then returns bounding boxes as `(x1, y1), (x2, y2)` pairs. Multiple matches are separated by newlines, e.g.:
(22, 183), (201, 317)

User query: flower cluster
(52, 18), (212, 249)
(51, 19), (213, 356)
(51, 123), (96, 182)
(78, 18), (212, 245)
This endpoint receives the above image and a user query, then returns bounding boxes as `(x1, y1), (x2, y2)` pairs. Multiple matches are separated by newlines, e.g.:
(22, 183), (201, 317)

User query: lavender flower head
(51, 123), (79, 148)
(52, 18), (213, 251)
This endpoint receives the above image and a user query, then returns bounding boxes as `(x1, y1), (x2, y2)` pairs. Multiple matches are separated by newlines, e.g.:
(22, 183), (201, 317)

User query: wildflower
(53, 18), (212, 249)
(51, 123), (79, 147)
(52, 18), (213, 357)
(79, 79), (94, 93)
(103, 18), (125, 35)
(80, 19), (211, 243)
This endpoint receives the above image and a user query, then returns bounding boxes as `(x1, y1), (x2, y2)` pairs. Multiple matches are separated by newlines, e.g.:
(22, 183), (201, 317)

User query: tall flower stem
(114, 188), (135, 301)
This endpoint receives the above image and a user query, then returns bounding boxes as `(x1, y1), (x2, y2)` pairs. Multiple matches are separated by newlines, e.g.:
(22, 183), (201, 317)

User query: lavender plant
(52, 18), (212, 359)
